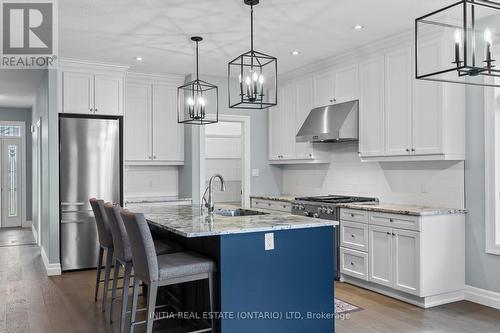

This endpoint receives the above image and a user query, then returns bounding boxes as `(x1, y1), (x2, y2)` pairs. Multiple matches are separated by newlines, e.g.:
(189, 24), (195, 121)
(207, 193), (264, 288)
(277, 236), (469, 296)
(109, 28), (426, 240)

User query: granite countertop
(131, 204), (337, 238)
(125, 196), (192, 204)
(250, 194), (297, 203)
(338, 202), (466, 216)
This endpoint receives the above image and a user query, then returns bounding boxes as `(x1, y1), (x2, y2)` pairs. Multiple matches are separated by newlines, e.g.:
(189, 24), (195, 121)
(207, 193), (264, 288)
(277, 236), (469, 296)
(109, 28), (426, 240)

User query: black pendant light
(178, 37), (218, 125)
(228, 0), (277, 109)
(416, 0), (500, 87)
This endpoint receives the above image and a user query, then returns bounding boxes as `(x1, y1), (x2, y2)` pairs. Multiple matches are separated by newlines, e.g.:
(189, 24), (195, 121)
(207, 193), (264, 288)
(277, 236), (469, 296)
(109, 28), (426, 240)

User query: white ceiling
(1, 0), (453, 108)
(59, 0), (453, 76)
(0, 70), (45, 108)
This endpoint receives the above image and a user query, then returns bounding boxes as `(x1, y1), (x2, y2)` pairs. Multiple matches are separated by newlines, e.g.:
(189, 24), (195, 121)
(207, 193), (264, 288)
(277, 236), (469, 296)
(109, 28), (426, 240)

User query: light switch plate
(252, 168), (260, 177)
(265, 233), (274, 251)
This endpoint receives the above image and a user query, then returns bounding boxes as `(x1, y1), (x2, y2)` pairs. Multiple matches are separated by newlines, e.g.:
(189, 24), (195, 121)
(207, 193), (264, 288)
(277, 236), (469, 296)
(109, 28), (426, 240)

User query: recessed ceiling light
(291, 50), (300, 56)
(134, 56), (143, 61)
(353, 25), (364, 30)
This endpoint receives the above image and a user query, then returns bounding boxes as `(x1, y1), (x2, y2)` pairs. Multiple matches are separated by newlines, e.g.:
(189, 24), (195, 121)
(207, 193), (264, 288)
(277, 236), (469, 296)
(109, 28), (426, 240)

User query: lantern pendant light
(178, 37), (218, 125)
(228, 0), (277, 109)
(416, 0), (500, 87)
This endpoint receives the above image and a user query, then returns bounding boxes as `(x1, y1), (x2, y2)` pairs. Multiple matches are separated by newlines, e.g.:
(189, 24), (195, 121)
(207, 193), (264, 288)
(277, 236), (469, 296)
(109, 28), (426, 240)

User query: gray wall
(179, 74), (282, 201)
(465, 84), (500, 293)
(0, 107), (32, 221)
(32, 69), (60, 264)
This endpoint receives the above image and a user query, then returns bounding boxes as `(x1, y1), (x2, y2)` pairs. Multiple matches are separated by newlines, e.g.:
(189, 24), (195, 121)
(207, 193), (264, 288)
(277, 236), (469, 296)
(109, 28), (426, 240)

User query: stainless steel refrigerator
(60, 115), (122, 271)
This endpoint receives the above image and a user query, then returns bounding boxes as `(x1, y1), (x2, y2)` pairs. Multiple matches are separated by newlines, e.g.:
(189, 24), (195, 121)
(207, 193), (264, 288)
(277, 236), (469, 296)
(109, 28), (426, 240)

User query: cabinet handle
(392, 233), (396, 236)
(95, 108), (98, 112)
(406, 148), (410, 153)
(351, 213), (355, 217)
(350, 262), (354, 266)
(89, 108), (93, 112)
(389, 218), (393, 222)
(351, 234), (355, 238)
(387, 232), (391, 235)
(153, 156), (157, 159)
(411, 148), (415, 152)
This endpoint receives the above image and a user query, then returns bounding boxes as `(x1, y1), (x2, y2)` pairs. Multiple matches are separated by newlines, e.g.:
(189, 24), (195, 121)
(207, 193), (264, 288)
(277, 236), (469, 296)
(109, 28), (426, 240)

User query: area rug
(334, 298), (363, 314)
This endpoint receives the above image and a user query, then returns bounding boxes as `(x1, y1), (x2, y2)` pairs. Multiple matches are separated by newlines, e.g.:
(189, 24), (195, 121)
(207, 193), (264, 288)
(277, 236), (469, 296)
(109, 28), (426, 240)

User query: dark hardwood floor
(1, 241), (500, 332)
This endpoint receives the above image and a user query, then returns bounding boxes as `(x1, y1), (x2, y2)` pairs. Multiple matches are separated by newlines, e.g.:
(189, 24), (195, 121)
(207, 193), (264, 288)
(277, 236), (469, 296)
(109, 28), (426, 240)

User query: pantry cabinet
(59, 62), (125, 115)
(124, 75), (184, 165)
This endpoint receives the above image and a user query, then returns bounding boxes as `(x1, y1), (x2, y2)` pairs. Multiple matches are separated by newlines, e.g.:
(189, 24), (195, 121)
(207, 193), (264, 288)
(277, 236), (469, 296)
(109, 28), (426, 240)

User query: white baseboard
(22, 219), (32, 228)
(31, 224), (38, 245)
(41, 246), (62, 276)
(464, 285), (500, 310)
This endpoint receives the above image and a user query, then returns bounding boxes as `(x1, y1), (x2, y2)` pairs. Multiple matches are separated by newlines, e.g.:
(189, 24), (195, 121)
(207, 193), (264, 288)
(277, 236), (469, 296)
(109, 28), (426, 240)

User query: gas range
(291, 195), (378, 220)
(291, 195), (378, 281)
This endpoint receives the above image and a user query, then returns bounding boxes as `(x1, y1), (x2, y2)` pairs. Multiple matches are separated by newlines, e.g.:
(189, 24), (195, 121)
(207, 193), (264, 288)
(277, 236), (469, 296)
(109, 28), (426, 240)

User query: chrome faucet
(203, 174), (226, 215)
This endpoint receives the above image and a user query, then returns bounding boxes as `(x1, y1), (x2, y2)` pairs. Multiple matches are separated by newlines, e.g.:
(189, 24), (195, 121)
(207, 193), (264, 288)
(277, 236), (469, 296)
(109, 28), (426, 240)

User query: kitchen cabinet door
(280, 82), (297, 159)
(152, 84), (184, 162)
(268, 98), (282, 160)
(334, 64), (359, 103)
(312, 71), (335, 107)
(359, 57), (385, 157)
(295, 77), (314, 159)
(393, 228), (420, 296)
(124, 82), (152, 161)
(385, 47), (413, 156)
(412, 39), (443, 155)
(368, 225), (393, 288)
(62, 71), (94, 114)
(94, 74), (123, 115)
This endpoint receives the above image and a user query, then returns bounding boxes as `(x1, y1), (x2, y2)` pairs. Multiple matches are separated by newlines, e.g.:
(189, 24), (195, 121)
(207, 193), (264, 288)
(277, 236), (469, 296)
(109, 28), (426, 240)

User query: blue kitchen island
(134, 204), (336, 333)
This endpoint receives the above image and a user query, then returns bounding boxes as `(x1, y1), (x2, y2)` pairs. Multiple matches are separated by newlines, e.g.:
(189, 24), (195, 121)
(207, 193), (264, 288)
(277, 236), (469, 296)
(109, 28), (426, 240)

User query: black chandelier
(178, 37), (218, 125)
(416, 0), (500, 87)
(228, 0), (277, 109)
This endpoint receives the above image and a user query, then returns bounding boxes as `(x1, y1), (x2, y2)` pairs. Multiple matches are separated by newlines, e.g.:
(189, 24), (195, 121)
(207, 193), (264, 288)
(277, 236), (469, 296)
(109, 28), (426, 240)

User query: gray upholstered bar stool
(89, 198), (114, 312)
(121, 211), (216, 333)
(104, 203), (184, 333)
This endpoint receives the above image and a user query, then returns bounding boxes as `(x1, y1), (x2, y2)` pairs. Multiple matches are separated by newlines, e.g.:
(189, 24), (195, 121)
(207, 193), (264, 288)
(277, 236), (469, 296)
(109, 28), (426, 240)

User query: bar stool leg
(110, 259), (121, 323)
(130, 278), (141, 333)
(94, 247), (104, 302)
(145, 282), (158, 333)
(209, 274), (215, 332)
(119, 262), (133, 333)
(102, 248), (114, 312)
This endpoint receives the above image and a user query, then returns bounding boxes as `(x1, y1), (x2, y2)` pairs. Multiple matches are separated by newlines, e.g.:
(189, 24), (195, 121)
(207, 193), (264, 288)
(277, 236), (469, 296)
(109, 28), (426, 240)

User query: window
(0, 125), (22, 137)
(7, 145), (18, 217)
(485, 81), (500, 254)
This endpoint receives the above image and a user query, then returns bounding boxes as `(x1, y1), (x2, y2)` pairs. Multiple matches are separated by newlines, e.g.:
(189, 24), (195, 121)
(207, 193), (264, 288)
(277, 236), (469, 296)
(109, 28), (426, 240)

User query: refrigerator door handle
(61, 202), (86, 206)
(61, 219), (86, 224)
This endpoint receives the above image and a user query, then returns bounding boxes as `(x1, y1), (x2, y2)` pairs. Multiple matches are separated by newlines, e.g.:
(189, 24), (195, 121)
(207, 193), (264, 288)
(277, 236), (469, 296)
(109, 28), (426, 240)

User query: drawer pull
(351, 213), (355, 217)
(392, 232), (396, 236)
(268, 203), (272, 206)
(387, 232), (391, 235)
(351, 234), (355, 238)
(389, 218), (394, 222)
(350, 262), (355, 266)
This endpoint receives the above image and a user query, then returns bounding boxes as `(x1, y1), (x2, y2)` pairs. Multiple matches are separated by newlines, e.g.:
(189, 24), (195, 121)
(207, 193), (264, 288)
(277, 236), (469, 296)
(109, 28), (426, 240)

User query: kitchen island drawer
(340, 220), (369, 251)
(340, 247), (368, 281)
(340, 208), (368, 223)
(369, 212), (420, 231)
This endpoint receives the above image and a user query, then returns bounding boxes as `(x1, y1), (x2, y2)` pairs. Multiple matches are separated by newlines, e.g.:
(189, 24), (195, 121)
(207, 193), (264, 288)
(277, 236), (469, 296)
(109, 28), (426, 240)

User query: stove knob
(313, 213), (320, 218)
(300, 205), (305, 210)
(303, 212), (310, 217)
(326, 208), (333, 215)
(292, 205), (297, 210)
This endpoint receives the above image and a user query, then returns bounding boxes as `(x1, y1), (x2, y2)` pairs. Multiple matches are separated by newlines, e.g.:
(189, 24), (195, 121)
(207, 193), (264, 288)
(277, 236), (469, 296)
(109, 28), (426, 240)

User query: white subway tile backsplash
(125, 165), (179, 198)
(282, 144), (464, 208)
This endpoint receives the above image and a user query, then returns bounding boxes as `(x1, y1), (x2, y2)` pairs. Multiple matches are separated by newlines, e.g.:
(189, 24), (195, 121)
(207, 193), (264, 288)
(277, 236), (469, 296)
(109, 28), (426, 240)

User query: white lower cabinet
(340, 208), (464, 308)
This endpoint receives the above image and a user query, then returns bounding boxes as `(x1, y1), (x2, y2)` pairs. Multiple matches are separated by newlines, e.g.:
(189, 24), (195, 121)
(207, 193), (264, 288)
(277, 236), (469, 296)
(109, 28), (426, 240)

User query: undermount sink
(215, 208), (270, 217)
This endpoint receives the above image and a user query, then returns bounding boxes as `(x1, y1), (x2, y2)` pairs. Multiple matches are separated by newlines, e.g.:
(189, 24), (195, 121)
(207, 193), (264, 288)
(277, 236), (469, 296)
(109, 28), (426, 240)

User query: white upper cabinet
(313, 71), (335, 107)
(94, 74), (123, 115)
(359, 57), (385, 157)
(334, 64), (359, 103)
(295, 77), (314, 159)
(124, 75), (184, 165)
(385, 47), (413, 156)
(124, 82), (152, 161)
(61, 72), (94, 114)
(59, 62), (125, 115)
(280, 82), (298, 160)
(152, 84), (184, 162)
(268, 95), (282, 161)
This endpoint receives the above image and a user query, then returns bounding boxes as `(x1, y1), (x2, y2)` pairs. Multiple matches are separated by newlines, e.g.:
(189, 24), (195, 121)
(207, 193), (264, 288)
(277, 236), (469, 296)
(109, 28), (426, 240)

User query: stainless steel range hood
(296, 100), (359, 143)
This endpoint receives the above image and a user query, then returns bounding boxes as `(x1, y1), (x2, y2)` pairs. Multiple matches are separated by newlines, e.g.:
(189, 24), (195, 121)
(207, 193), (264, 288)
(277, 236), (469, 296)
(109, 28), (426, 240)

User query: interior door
(368, 225), (393, 287)
(1, 139), (23, 228)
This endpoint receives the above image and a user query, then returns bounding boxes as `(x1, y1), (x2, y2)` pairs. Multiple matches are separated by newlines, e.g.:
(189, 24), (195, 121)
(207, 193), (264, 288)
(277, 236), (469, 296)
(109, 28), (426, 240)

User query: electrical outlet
(265, 233), (274, 251)
(252, 168), (260, 177)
